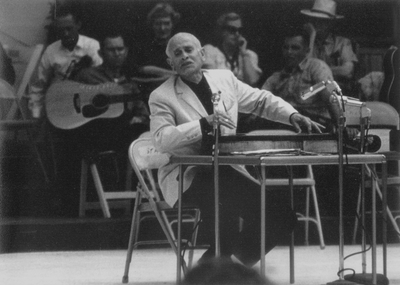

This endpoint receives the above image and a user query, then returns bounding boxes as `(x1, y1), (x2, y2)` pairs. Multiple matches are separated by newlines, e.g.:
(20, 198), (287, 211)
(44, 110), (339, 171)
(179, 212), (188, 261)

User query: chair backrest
(0, 78), (16, 99)
(366, 101), (399, 130)
(128, 132), (170, 202)
(0, 78), (17, 119)
(6, 44), (44, 120)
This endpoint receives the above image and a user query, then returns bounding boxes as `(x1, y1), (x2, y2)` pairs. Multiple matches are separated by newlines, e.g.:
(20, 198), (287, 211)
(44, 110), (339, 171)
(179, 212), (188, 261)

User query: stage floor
(1, 244), (399, 285)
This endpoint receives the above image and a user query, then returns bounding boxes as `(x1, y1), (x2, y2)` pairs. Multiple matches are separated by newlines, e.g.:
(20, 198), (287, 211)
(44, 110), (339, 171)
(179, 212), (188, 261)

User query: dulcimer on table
(219, 129), (383, 155)
(219, 130), (338, 154)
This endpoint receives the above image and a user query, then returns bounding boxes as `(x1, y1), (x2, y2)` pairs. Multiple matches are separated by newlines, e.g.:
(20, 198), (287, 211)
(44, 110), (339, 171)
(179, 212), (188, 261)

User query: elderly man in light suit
(149, 33), (322, 266)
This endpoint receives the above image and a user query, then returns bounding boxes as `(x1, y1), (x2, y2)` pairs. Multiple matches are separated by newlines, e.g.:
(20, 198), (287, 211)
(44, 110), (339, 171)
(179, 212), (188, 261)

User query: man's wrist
(289, 112), (299, 124)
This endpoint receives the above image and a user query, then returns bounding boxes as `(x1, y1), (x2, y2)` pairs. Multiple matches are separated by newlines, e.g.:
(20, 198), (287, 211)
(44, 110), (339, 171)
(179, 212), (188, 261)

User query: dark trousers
(182, 166), (297, 266)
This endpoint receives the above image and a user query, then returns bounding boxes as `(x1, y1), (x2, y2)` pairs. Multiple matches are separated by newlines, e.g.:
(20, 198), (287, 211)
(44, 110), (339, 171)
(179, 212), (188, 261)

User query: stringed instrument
(45, 80), (139, 130)
(379, 46), (399, 113)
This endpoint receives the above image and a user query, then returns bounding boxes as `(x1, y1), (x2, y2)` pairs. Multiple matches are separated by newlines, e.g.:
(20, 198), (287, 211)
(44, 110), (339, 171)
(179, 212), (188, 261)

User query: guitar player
(28, 7), (148, 216)
(29, 7), (102, 119)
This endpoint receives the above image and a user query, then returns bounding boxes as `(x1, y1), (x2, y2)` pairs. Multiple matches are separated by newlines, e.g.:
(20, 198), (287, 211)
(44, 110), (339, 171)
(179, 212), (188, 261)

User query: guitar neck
(107, 93), (136, 104)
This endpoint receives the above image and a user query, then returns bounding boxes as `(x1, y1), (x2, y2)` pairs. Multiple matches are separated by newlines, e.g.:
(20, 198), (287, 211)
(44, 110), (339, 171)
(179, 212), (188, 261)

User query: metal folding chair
(247, 130), (325, 249)
(122, 132), (201, 283)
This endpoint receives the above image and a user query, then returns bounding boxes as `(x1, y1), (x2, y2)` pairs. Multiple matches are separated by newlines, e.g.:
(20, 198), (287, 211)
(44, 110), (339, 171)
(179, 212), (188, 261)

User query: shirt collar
(280, 57), (308, 78)
(60, 34), (83, 51)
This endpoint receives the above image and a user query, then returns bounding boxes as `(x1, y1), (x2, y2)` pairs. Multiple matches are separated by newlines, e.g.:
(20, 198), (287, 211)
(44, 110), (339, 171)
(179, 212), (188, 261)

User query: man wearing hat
(301, 0), (358, 95)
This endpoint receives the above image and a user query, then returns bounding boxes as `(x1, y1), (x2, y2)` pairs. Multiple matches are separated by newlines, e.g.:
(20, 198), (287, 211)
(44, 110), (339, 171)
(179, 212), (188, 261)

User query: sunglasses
(223, 25), (243, 34)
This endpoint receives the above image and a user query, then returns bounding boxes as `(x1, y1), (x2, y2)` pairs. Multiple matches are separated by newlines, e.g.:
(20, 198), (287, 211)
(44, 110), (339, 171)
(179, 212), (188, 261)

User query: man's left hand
(290, 113), (324, 134)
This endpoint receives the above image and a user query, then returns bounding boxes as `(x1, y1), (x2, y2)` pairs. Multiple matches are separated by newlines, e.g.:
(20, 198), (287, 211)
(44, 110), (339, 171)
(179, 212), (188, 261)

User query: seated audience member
(74, 31), (149, 127)
(69, 31), (149, 203)
(301, 0), (358, 95)
(262, 26), (341, 133)
(182, 257), (267, 285)
(0, 42), (16, 85)
(203, 12), (262, 86)
(133, 2), (179, 92)
(150, 32), (322, 266)
(263, 27), (360, 216)
(29, 6), (102, 118)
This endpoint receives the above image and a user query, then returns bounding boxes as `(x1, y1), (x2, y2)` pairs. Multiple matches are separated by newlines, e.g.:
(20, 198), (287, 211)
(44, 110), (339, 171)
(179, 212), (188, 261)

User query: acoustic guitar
(45, 80), (139, 130)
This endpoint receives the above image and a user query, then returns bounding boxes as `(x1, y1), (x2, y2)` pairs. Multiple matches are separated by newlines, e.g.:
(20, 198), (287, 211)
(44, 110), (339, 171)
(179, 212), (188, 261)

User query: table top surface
(170, 152), (391, 166)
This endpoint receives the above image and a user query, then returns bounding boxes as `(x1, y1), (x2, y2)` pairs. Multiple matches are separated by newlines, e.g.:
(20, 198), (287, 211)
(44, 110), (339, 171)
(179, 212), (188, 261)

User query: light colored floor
(0, 244), (399, 285)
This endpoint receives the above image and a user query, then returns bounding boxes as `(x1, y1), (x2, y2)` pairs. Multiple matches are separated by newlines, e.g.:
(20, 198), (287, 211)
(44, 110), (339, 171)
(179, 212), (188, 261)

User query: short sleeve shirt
(262, 57), (334, 125)
(203, 44), (262, 83)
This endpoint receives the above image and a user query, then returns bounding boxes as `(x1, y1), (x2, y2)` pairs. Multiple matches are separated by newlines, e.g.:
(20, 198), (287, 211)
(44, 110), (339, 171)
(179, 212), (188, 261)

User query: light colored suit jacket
(149, 69), (297, 206)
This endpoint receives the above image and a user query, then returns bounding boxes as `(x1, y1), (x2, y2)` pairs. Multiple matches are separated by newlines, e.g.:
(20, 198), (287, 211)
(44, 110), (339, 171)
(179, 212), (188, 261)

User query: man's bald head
(165, 32), (202, 58)
(165, 32), (205, 82)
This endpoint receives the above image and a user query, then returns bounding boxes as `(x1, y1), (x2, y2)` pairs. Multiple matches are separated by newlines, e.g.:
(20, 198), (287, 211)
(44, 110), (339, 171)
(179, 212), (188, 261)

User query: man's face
(152, 16), (173, 40)
(221, 19), (243, 48)
(310, 18), (334, 40)
(167, 34), (205, 79)
(100, 36), (128, 69)
(282, 35), (309, 69)
(56, 14), (80, 50)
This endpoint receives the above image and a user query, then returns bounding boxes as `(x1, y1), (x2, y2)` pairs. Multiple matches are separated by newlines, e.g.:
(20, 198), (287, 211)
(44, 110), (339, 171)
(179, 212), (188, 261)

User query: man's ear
(200, 47), (206, 62)
(98, 49), (104, 60)
(167, 58), (175, 70)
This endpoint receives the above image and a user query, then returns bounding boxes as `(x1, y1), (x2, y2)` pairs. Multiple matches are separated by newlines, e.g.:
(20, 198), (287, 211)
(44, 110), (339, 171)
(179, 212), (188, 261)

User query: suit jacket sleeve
(233, 72), (297, 125)
(149, 80), (203, 154)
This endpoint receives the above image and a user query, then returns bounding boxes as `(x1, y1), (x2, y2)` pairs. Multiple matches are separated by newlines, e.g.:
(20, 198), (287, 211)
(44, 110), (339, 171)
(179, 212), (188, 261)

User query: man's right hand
(205, 113), (236, 129)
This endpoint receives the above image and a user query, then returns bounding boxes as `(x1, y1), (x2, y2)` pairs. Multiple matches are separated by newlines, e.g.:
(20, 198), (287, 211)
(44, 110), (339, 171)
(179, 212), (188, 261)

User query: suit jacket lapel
(174, 75), (207, 118)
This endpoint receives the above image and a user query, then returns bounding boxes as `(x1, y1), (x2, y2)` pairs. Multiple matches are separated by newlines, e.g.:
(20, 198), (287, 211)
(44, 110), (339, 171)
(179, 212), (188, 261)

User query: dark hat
(301, 0), (344, 19)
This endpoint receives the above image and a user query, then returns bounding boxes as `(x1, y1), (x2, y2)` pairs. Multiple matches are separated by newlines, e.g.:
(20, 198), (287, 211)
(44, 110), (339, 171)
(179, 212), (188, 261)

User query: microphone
(211, 92), (221, 130)
(332, 80), (343, 96)
(345, 134), (382, 153)
(301, 81), (326, 100)
(211, 92), (221, 105)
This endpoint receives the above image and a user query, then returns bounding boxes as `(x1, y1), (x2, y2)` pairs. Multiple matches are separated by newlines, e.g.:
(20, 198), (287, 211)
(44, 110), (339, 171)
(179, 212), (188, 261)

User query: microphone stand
(327, 86), (359, 285)
(211, 92), (221, 257)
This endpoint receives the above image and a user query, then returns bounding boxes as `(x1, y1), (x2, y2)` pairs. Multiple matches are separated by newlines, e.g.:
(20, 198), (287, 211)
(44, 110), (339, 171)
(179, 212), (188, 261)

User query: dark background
(56, 0), (399, 86)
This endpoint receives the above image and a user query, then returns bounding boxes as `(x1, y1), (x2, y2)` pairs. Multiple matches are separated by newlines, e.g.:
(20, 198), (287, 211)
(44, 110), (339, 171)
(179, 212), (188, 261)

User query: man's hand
(238, 36), (248, 54)
(290, 113), (324, 134)
(205, 113), (236, 129)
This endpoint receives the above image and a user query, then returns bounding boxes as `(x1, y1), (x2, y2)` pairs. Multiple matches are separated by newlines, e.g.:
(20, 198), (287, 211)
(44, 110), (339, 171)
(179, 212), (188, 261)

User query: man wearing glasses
(203, 12), (262, 86)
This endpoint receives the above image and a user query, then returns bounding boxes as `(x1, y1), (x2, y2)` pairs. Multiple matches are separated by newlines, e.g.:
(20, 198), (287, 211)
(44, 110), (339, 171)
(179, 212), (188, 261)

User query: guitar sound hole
(82, 105), (108, 118)
(92, 94), (109, 108)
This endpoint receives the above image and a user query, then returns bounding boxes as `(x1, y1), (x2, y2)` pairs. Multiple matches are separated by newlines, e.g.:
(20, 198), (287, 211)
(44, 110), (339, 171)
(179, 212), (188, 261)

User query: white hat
(301, 0), (344, 19)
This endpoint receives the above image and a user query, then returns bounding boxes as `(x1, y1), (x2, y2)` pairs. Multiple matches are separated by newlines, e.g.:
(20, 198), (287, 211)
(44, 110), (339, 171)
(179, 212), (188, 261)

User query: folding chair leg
(352, 186), (362, 244)
(187, 209), (201, 269)
(305, 187), (310, 245)
(25, 128), (49, 184)
(79, 160), (89, 217)
(122, 191), (142, 284)
(90, 163), (111, 218)
(352, 174), (400, 243)
(310, 185), (325, 249)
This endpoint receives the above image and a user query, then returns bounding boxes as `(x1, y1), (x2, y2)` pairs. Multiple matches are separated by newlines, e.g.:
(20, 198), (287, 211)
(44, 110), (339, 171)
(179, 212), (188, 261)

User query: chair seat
(264, 178), (315, 187)
(0, 120), (36, 130)
(364, 175), (400, 187)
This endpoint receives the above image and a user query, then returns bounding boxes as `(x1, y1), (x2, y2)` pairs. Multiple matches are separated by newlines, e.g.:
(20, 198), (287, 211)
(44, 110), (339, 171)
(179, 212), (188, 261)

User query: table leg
(372, 165), (377, 284)
(289, 166), (295, 284)
(382, 162), (387, 277)
(177, 164), (183, 283)
(260, 164), (266, 277)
